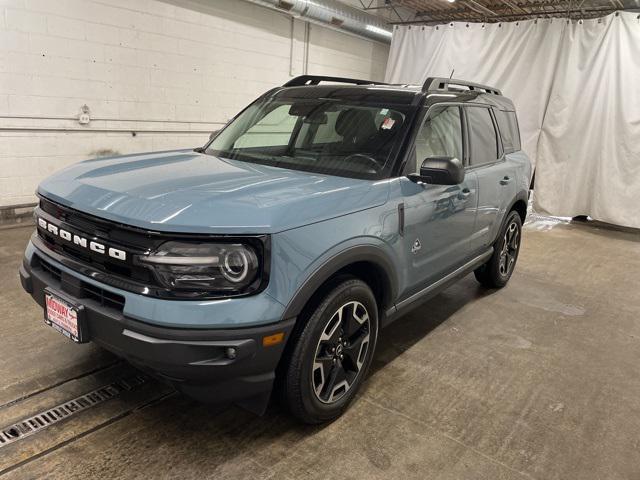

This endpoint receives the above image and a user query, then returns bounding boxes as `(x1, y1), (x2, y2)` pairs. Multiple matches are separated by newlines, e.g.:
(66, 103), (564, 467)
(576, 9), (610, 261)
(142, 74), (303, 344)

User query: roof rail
(423, 77), (502, 96)
(283, 75), (386, 87)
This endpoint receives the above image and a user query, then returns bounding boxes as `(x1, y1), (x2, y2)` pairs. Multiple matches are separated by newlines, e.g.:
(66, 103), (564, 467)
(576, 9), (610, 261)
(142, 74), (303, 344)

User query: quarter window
(412, 106), (463, 172)
(466, 106), (500, 166)
(495, 110), (521, 154)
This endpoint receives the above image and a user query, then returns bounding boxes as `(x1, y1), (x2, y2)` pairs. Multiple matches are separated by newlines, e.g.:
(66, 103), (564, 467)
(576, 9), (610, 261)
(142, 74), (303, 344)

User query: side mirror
(409, 156), (465, 185)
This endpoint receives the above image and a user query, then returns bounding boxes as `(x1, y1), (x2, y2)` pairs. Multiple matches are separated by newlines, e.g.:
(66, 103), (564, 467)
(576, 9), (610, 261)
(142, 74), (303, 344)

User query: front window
(411, 105), (464, 172)
(206, 96), (409, 179)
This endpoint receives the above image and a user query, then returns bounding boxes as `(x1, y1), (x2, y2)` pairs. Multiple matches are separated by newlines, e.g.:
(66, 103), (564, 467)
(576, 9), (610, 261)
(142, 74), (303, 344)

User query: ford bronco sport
(20, 75), (531, 424)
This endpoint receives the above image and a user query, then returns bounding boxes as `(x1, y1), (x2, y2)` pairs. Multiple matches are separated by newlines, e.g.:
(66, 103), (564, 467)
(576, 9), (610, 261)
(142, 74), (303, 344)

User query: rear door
(464, 105), (516, 249)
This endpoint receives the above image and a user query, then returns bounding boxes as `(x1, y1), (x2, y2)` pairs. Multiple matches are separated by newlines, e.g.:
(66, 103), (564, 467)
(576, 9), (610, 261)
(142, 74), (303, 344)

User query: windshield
(205, 96), (409, 179)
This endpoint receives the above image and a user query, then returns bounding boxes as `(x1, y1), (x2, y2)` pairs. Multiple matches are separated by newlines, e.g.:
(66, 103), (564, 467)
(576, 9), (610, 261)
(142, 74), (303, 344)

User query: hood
(37, 150), (390, 234)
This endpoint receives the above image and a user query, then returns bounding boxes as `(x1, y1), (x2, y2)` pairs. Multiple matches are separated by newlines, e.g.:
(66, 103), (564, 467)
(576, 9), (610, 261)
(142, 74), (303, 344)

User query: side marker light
(263, 332), (285, 347)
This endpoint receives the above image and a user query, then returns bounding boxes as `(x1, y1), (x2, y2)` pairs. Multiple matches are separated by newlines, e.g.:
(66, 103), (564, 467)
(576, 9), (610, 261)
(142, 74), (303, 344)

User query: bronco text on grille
(36, 217), (127, 261)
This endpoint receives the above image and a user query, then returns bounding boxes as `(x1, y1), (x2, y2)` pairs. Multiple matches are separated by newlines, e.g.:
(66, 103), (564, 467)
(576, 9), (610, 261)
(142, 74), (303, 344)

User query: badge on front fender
(411, 238), (422, 254)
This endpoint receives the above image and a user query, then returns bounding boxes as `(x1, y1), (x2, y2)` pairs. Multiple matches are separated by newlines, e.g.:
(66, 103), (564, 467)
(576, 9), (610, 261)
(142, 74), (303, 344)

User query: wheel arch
(510, 195), (528, 223)
(282, 245), (398, 322)
(491, 192), (528, 246)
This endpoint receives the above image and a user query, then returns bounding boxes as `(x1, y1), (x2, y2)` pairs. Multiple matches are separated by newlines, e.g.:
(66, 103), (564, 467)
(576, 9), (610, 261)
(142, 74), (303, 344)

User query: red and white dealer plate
(45, 292), (81, 342)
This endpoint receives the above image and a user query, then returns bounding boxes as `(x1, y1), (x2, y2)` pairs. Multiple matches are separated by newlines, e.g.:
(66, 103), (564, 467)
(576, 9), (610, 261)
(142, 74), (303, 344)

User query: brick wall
(0, 0), (389, 206)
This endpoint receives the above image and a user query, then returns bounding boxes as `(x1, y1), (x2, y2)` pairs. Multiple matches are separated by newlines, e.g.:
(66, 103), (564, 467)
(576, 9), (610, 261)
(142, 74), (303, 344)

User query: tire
(474, 210), (523, 288)
(280, 278), (379, 424)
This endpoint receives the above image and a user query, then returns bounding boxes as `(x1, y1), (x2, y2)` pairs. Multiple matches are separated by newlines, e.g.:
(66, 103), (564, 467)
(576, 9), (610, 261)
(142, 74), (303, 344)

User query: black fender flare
(281, 244), (398, 320)
(493, 191), (528, 244)
(509, 190), (529, 219)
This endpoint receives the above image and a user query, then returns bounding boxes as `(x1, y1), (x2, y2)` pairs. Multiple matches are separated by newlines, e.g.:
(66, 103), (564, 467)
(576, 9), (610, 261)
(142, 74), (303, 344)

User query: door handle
(500, 176), (511, 185)
(458, 188), (471, 200)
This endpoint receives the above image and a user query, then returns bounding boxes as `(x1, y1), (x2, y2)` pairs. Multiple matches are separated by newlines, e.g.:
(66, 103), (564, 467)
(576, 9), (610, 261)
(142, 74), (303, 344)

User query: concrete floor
(1, 219), (639, 479)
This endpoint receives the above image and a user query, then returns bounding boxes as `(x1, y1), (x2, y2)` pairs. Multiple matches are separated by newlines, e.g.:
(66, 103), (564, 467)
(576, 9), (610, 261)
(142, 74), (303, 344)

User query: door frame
(461, 104), (506, 171)
(398, 102), (472, 176)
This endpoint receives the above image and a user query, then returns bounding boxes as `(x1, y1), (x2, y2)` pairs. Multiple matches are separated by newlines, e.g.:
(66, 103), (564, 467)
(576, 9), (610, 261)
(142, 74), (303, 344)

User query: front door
(400, 105), (478, 293)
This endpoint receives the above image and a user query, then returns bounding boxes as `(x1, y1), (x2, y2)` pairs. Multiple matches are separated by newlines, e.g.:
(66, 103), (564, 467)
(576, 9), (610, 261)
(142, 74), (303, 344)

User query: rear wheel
(280, 278), (378, 424)
(474, 211), (522, 288)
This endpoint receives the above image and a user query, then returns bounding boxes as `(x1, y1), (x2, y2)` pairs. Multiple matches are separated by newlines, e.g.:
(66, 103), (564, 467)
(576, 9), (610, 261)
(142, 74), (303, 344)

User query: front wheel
(280, 278), (378, 424)
(474, 211), (522, 288)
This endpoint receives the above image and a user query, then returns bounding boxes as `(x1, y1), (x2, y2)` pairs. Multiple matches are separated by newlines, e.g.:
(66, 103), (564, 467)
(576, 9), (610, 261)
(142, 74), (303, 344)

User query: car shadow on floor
(368, 277), (496, 378)
(209, 276), (496, 424)
(164, 276), (497, 422)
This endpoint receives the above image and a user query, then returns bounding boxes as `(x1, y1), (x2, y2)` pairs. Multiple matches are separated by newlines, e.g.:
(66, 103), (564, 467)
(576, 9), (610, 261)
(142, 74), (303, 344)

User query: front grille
(35, 255), (126, 312)
(82, 281), (126, 311)
(37, 196), (158, 288)
(39, 256), (61, 282)
(37, 227), (154, 285)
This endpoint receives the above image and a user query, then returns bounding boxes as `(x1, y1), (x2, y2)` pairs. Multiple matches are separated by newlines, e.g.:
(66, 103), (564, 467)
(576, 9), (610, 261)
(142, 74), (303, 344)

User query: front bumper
(19, 248), (295, 411)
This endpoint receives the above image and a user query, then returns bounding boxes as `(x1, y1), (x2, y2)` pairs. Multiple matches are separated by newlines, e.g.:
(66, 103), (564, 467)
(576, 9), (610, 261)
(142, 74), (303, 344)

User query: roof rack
(423, 77), (502, 96)
(283, 75), (386, 87)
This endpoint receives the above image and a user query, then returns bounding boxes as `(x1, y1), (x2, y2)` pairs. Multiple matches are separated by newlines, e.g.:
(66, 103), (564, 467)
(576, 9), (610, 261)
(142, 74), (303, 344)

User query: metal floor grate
(0, 374), (147, 448)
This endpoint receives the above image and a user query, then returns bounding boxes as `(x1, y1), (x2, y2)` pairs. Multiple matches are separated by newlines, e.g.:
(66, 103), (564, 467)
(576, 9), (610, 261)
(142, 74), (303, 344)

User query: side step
(383, 248), (493, 326)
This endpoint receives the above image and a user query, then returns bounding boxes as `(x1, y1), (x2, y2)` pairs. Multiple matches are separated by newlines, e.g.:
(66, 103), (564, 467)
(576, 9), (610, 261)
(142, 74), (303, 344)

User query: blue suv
(20, 76), (531, 423)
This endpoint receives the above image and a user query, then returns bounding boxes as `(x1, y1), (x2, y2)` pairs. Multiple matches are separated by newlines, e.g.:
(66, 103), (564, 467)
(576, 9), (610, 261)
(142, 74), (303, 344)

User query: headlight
(137, 241), (263, 297)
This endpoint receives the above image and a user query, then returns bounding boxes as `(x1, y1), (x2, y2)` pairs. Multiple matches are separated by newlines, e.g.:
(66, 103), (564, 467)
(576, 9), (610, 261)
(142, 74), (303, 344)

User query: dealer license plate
(45, 292), (83, 343)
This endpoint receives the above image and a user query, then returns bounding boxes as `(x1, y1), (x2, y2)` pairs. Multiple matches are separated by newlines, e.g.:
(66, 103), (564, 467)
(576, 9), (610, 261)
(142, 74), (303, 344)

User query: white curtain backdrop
(385, 13), (640, 228)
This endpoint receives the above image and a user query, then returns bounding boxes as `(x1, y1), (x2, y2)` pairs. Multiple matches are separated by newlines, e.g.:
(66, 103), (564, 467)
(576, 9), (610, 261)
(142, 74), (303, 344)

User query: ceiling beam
(462, 0), (498, 17)
(388, 5), (629, 24)
(380, 0), (639, 25)
(495, 0), (529, 14)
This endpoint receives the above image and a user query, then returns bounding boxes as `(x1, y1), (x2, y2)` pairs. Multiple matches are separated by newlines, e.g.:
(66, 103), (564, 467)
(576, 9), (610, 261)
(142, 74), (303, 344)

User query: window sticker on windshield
(380, 108), (389, 115)
(381, 117), (395, 130)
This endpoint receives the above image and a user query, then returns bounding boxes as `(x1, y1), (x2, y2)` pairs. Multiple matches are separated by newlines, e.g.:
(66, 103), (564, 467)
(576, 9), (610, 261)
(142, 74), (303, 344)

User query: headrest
(335, 109), (376, 138)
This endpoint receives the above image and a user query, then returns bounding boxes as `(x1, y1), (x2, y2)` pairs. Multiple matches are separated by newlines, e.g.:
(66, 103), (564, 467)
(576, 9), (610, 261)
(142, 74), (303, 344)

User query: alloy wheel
(311, 301), (371, 404)
(499, 220), (520, 276)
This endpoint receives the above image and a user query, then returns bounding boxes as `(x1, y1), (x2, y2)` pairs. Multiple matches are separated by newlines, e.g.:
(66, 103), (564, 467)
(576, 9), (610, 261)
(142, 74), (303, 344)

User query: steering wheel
(344, 154), (380, 173)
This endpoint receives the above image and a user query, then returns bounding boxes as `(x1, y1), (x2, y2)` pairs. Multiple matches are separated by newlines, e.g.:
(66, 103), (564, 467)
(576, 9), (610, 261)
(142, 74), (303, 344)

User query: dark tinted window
(466, 106), (499, 166)
(411, 106), (463, 172)
(495, 110), (521, 154)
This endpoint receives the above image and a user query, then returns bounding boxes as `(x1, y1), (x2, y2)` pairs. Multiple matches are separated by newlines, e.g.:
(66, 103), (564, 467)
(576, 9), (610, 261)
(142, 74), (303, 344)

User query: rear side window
(495, 110), (521, 154)
(466, 106), (499, 167)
